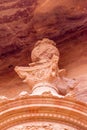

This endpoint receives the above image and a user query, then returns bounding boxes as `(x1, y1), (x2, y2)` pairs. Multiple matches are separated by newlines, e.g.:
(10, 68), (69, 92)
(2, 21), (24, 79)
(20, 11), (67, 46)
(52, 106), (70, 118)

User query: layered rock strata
(0, 0), (87, 103)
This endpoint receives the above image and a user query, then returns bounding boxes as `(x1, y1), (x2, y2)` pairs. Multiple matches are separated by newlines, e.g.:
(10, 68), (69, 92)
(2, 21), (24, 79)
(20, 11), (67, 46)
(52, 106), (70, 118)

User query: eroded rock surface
(0, 0), (87, 103)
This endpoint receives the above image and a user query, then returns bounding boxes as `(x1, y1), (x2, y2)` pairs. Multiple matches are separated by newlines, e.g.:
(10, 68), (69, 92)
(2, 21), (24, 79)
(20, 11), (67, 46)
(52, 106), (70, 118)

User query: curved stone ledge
(0, 96), (87, 130)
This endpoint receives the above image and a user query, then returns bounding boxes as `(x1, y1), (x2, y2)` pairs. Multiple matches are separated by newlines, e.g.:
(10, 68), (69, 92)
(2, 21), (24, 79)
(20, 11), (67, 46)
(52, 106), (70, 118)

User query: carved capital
(15, 38), (77, 96)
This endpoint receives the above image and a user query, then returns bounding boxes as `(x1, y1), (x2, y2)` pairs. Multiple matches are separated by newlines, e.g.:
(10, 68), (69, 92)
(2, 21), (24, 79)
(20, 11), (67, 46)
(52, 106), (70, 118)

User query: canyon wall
(0, 0), (87, 103)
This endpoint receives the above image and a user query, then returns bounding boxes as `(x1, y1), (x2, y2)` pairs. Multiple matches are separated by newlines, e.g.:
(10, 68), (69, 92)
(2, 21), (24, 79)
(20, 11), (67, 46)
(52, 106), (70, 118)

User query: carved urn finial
(31, 38), (59, 62)
(15, 38), (77, 96)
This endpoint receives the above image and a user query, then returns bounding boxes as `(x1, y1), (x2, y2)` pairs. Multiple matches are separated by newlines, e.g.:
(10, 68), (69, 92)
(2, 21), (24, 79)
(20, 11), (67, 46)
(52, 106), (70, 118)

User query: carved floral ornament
(7, 122), (78, 130)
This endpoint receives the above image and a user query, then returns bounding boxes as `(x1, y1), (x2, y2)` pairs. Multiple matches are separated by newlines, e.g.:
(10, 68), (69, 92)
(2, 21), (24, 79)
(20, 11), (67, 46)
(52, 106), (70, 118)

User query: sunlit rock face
(0, 0), (87, 102)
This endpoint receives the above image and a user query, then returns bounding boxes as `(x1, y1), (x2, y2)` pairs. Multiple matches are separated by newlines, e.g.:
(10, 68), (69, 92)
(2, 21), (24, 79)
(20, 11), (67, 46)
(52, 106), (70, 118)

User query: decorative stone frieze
(0, 96), (87, 130)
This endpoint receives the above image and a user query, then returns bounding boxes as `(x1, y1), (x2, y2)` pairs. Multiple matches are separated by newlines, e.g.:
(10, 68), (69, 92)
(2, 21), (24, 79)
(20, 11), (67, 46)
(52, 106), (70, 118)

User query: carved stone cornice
(0, 95), (87, 130)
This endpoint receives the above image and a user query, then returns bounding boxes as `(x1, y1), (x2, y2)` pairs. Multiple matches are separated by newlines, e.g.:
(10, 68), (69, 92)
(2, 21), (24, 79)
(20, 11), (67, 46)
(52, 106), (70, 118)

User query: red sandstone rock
(0, 0), (87, 104)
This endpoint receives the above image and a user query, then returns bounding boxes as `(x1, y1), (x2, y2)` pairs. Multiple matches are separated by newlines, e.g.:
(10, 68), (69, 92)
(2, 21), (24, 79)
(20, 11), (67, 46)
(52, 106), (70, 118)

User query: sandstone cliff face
(0, 0), (87, 103)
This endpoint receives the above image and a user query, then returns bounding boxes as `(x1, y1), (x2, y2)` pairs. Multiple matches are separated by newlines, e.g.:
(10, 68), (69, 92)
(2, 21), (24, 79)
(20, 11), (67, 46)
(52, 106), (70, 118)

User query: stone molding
(0, 95), (87, 130)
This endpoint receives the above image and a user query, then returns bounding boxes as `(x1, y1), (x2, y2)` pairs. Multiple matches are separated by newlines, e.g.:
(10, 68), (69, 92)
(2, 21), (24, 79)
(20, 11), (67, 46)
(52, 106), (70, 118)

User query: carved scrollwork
(10, 124), (54, 130)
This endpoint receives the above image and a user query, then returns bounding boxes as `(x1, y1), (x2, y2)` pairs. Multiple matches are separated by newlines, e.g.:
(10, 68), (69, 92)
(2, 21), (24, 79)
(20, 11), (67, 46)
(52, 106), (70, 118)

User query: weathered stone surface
(0, 0), (87, 103)
(15, 38), (77, 97)
(0, 96), (87, 130)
